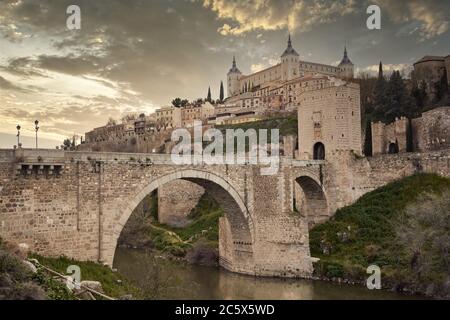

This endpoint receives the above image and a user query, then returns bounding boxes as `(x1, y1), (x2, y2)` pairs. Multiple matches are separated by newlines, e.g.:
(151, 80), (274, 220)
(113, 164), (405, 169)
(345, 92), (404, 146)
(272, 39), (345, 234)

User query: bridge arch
(293, 173), (329, 227)
(107, 169), (254, 270)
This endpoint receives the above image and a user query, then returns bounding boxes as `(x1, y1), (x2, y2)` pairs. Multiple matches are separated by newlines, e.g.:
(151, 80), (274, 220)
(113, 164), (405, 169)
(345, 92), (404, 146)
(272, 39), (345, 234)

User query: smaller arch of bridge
(293, 172), (330, 227)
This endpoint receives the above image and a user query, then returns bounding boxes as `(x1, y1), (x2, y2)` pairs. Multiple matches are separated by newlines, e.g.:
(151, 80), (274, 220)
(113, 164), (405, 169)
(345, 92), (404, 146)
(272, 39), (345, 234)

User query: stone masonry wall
(157, 180), (204, 227)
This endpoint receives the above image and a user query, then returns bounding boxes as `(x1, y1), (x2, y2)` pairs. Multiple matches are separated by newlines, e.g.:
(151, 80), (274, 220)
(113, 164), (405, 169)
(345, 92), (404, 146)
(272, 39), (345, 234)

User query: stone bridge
(1, 148), (449, 277)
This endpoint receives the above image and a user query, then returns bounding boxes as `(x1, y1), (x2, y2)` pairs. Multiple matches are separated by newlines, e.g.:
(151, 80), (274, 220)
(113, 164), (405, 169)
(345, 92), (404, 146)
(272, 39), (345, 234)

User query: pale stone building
(297, 82), (362, 160)
(155, 106), (182, 129)
(227, 35), (354, 102)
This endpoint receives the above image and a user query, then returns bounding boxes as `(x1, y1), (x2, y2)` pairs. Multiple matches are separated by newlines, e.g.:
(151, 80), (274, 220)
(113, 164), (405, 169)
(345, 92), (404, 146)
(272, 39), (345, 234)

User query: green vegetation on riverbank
(310, 174), (450, 298)
(31, 254), (144, 299)
(216, 113), (298, 138)
(0, 238), (77, 300)
(119, 193), (223, 262)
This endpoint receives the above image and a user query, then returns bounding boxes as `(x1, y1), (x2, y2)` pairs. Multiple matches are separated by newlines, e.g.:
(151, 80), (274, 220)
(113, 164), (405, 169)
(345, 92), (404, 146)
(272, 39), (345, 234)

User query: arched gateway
(293, 174), (329, 227)
(106, 170), (254, 273)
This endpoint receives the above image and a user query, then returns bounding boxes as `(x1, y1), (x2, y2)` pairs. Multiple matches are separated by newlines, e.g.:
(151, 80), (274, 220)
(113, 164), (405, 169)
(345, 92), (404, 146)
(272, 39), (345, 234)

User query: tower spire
(339, 44), (352, 65)
(281, 33), (299, 57)
(228, 55), (241, 74)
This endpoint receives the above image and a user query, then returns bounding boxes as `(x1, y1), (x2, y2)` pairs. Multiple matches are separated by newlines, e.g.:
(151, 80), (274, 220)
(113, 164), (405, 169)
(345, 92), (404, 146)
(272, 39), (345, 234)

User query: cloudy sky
(0, 0), (449, 148)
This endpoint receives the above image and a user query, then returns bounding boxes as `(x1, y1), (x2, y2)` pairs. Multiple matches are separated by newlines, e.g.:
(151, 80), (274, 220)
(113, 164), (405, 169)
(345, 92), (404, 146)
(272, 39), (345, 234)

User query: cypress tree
(219, 81), (224, 102)
(363, 120), (373, 157)
(372, 62), (386, 121)
(207, 86), (212, 102)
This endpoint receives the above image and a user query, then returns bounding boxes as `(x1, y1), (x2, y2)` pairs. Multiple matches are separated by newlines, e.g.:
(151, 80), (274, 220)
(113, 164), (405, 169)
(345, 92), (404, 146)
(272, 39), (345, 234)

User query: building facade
(227, 36), (354, 102)
(297, 83), (362, 160)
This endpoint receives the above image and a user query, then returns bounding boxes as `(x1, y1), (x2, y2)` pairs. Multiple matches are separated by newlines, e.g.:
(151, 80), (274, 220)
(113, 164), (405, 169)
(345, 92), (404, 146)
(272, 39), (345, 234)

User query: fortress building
(297, 82), (362, 160)
(412, 55), (450, 99)
(227, 35), (354, 101)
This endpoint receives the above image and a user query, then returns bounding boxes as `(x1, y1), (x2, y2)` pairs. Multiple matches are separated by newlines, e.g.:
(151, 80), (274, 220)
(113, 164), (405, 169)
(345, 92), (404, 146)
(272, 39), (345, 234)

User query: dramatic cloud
(0, 0), (449, 146)
(375, 0), (450, 40)
(0, 75), (29, 92)
(203, 0), (357, 35)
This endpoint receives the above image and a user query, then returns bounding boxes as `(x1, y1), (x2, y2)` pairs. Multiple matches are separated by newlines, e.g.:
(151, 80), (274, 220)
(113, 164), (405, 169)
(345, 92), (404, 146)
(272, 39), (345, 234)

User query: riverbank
(118, 193), (223, 267)
(309, 174), (450, 299)
(0, 237), (144, 299)
(113, 247), (420, 300)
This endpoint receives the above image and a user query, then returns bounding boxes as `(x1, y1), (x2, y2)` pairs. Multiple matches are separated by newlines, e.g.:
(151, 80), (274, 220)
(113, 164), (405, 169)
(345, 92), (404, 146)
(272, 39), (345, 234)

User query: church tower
(281, 34), (300, 81)
(338, 46), (354, 79)
(227, 56), (242, 97)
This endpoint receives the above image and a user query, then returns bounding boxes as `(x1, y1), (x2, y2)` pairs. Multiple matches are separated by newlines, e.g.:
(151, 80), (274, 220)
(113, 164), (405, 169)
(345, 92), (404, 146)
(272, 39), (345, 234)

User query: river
(113, 248), (420, 300)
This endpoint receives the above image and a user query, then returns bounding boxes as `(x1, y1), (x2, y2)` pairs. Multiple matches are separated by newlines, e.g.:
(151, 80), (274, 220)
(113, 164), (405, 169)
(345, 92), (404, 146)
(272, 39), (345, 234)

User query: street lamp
(34, 120), (39, 149)
(16, 125), (21, 146)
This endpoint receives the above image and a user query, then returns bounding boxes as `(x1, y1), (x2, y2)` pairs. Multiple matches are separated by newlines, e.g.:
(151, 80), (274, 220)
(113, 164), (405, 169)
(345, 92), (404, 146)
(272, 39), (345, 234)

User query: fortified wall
(372, 107), (450, 155)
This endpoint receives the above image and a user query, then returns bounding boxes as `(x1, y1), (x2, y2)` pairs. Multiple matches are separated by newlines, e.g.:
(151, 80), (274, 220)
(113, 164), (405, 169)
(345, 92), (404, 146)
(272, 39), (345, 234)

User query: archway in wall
(313, 142), (325, 160)
(110, 170), (254, 271)
(293, 175), (329, 228)
(388, 142), (399, 154)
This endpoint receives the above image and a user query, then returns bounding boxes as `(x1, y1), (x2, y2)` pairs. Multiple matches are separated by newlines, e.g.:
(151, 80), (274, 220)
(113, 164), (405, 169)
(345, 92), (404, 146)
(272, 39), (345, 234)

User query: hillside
(310, 174), (450, 298)
(216, 114), (298, 138)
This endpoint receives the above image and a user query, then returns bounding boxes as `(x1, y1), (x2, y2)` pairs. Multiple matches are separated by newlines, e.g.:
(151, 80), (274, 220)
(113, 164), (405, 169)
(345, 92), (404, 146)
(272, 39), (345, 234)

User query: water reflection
(113, 248), (419, 300)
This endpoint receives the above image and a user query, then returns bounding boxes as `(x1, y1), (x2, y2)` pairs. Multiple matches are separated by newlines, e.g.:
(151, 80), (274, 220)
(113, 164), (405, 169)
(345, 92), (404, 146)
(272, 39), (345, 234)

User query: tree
(372, 69), (414, 123)
(172, 98), (182, 108)
(433, 72), (449, 105)
(411, 81), (427, 116)
(219, 81), (224, 102)
(107, 117), (117, 126)
(63, 139), (71, 150)
(180, 99), (189, 107)
(372, 62), (387, 121)
(207, 86), (212, 102)
(363, 120), (373, 157)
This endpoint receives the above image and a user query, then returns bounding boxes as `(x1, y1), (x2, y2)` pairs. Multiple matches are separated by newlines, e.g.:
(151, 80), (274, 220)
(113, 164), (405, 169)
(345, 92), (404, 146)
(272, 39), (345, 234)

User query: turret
(338, 46), (354, 79)
(227, 56), (242, 97)
(281, 34), (300, 81)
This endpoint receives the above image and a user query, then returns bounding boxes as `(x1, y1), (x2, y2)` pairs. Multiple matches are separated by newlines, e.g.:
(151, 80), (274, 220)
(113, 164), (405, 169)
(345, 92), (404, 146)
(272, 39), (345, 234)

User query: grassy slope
(31, 254), (144, 299)
(310, 173), (450, 294)
(216, 114), (298, 137)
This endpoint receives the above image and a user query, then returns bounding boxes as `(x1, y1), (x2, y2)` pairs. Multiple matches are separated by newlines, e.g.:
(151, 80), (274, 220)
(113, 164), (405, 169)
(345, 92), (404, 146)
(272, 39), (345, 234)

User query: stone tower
(338, 46), (354, 79)
(227, 56), (242, 97)
(281, 35), (300, 81)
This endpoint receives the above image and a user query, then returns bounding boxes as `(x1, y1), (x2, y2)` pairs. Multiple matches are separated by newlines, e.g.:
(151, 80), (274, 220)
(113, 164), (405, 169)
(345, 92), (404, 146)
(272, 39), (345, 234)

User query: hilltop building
(412, 55), (450, 99)
(226, 35), (354, 112)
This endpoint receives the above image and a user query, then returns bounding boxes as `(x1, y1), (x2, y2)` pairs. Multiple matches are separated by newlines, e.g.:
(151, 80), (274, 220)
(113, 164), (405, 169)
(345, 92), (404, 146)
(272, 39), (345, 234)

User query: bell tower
(281, 35), (300, 81)
(227, 56), (242, 97)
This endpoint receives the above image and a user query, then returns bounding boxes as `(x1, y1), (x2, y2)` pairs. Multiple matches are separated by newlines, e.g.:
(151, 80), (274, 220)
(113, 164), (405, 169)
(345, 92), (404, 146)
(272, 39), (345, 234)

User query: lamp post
(34, 120), (39, 149)
(16, 125), (21, 146)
